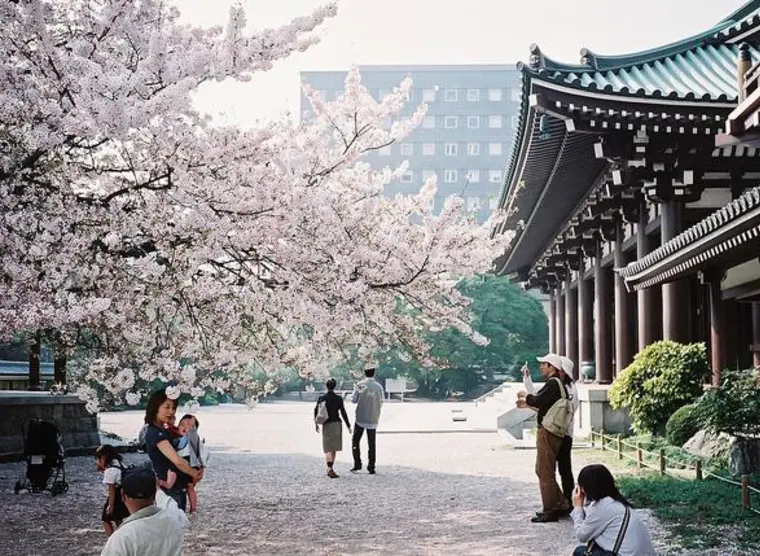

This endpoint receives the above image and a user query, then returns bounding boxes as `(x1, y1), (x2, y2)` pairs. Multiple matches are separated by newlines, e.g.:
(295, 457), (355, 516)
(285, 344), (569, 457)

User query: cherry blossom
(0, 0), (512, 410)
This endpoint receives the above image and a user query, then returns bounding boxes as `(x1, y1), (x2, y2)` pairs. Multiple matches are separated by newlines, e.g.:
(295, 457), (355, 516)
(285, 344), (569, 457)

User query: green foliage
(380, 275), (549, 398)
(618, 474), (760, 549)
(665, 404), (702, 447)
(693, 369), (760, 438)
(609, 341), (709, 435)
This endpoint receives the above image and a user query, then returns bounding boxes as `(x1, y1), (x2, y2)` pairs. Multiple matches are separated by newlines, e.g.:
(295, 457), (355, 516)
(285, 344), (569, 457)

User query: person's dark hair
(577, 464), (631, 506)
(326, 378), (337, 391)
(95, 444), (122, 463)
(144, 388), (178, 425)
(364, 368), (376, 378)
(180, 414), (199, 429)
(560, 371), (573, 385)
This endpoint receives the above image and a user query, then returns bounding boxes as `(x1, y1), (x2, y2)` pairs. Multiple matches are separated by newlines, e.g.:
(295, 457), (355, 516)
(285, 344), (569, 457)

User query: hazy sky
(182, 0), (747, 127)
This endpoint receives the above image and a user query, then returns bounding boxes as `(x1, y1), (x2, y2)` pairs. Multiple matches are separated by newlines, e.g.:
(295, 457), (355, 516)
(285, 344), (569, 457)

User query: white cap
(560, 356), (575, 378)
(536, 353), (563, 372)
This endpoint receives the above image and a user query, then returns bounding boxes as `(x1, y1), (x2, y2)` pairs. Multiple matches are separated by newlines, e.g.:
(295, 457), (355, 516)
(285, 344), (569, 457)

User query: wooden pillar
(636, 202), (656, 351)
(28, 330), (41, 391)
(752, 303), (760, 368)
(556, 287), (566, 355)
(725, 299), (739, 370)
(595, 246), (613, 384)
(708, 273), (725, 386)
(578, 261), (594, 368)
(549, 292), (557, 353)
(565, 275), (579, 371)
(614, 222), (634, 376)
(661, 201), (686, 342)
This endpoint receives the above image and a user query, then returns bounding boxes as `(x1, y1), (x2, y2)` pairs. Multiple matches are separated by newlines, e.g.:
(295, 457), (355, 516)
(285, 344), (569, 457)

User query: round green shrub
(665, 404), (701, 446)
(609, 341), (709, 435)
(692, 369), (760, 438)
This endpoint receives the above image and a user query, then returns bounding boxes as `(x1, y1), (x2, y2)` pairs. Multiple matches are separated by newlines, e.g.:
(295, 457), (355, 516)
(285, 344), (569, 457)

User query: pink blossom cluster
(0, 1), (512, 410)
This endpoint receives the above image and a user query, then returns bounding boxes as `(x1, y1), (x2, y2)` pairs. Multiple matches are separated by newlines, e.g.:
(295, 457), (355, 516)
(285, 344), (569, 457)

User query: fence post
(590, 430), (595, 449)
(742, 475), (750, 510)
(696, 459), (703, 481)
(636, 443), (643, 469)
(617, 436), (623, 460)
(659, 449), (666, 475)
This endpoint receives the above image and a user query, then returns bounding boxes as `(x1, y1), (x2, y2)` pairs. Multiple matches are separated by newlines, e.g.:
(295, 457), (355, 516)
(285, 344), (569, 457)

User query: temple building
(494, 0), (760, 409)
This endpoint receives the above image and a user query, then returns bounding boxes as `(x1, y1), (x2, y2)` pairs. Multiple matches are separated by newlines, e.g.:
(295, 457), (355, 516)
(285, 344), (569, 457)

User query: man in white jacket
(351, 367), (384, 474)
(101, 467), (185, 556)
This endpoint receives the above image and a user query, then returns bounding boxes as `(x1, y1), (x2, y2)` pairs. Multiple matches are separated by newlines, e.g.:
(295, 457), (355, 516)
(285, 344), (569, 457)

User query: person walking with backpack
(350, 367), (384, 475)
(516, 353), (571, 523)
(314, 378), (352, 478)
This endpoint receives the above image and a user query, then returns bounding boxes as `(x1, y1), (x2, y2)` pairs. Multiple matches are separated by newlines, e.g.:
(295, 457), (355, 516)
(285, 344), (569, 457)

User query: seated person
(571, 464), (656, 556)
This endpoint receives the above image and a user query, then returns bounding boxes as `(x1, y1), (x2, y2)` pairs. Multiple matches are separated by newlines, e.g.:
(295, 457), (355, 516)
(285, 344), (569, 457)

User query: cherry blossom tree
(0, 0), (512, 410)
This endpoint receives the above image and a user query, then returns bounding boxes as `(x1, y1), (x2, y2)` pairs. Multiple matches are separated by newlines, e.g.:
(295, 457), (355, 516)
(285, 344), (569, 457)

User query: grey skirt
(322, 421), (343, 453)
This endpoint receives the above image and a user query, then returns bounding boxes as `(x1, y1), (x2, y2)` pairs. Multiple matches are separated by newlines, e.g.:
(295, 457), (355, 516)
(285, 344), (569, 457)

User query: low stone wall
(0, 391), (100, 460)
(575, 384), (633, 436)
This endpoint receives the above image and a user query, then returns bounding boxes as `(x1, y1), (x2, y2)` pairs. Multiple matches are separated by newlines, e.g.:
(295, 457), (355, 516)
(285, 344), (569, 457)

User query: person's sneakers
(367, 469), (376, 475)
(326, 469), (339, 478)
(350, 467), (362, 473)
(530, 511), (559, 523)
(558, 506), (573, 517)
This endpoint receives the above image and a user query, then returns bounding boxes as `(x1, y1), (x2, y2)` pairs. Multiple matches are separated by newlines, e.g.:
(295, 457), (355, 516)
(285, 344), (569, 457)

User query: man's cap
(536, 353), (563, 372)
(560, 356), (575, 378)
(121, 466), (157, 499)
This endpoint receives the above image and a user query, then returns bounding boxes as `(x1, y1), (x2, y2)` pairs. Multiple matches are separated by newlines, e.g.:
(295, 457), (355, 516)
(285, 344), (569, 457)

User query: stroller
(13, 420), (69, 496)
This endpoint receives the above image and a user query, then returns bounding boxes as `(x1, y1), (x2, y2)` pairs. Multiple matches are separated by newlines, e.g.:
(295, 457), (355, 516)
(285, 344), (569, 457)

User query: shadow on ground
(0, 451), (577, 556)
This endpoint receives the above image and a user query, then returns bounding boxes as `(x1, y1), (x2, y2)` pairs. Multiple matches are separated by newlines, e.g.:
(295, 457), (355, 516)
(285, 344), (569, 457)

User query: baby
(160, 414), (204, 513)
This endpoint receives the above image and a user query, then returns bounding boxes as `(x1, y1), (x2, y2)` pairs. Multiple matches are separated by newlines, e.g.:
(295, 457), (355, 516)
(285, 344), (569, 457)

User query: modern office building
(300, 65), (522, 222)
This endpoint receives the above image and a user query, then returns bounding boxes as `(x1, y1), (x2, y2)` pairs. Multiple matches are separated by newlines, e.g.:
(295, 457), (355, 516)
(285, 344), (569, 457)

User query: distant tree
(370, 275), (549, 398)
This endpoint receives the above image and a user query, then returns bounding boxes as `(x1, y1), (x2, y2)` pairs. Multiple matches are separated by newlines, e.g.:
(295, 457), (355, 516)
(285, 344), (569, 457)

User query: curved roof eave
(528, 0), (760, 73)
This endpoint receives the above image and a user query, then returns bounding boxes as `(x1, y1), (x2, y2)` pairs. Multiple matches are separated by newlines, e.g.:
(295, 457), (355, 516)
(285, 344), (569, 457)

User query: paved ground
(0, 401), (752, 555)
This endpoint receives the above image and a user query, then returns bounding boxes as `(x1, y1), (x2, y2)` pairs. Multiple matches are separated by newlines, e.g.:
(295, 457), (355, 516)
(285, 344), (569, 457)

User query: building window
(488, 142), (503, 156)
(467, 197), (481, 211)
(488, 88), (503, 102)
(444, 143), (458, 156)
(422, 116), (435, 129)
(422, 143), (436, 156)
(488, 115), (503, 128)
(467, 143), (481, 156)
(466, 170), (481, 183)
(422, 88), (436, 102)
(444, 116), (458, 129)
(444, 170), (458, 183)
(379, 145), (392, 156)
(466, 89), (480, 102)
(423, 170), (436, 181)
(444, 89), (458, 102)
(467, 115), (480, 129)
(401, 171), (413, 183)
(511, 88), (522, 102)
(489, 169), (502, 182)
(400, 143), (414, 156)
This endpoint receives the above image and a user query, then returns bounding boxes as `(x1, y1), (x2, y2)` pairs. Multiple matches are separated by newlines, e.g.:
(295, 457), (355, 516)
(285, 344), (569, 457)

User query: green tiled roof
(523, 0), (760, 102)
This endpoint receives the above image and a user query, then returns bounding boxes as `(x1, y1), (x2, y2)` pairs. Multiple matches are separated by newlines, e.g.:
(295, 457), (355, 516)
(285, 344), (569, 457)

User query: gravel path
(0, 401), (755, 555)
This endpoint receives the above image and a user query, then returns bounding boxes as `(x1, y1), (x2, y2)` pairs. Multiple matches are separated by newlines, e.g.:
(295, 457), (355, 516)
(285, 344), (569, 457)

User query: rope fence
(589, 429), (760, 517)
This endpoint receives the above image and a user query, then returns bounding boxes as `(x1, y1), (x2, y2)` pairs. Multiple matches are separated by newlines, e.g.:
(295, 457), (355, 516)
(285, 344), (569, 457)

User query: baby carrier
(13, 420), (69, 496)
